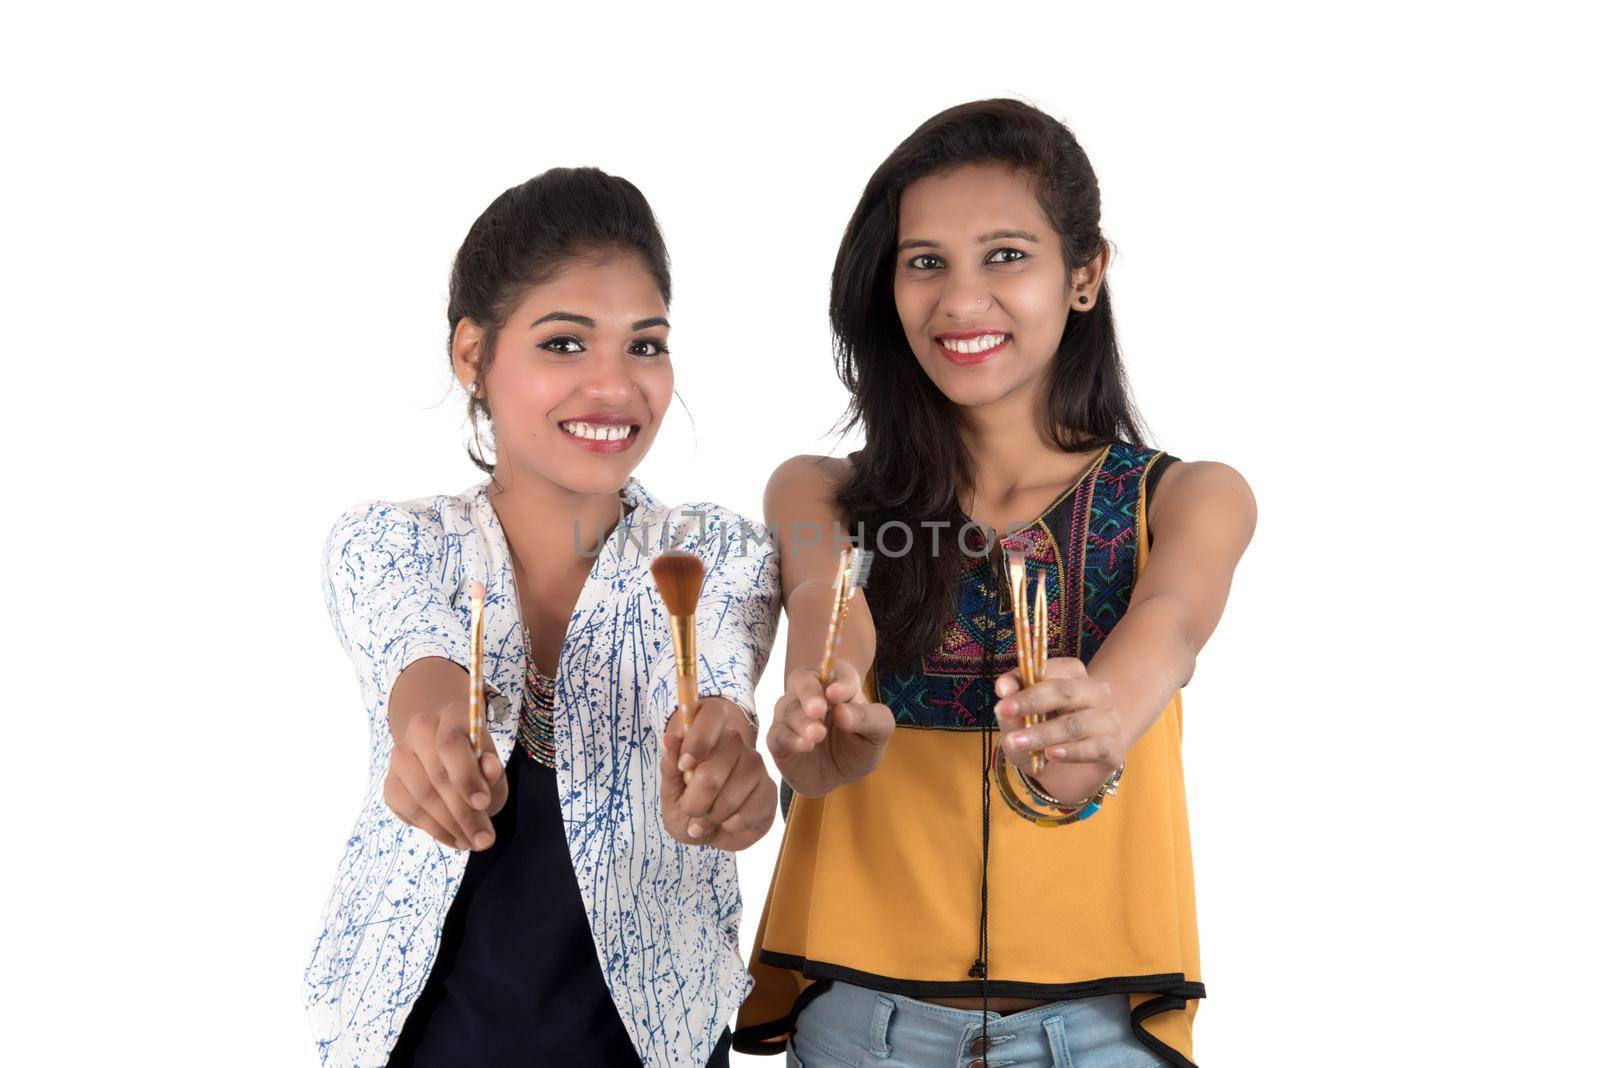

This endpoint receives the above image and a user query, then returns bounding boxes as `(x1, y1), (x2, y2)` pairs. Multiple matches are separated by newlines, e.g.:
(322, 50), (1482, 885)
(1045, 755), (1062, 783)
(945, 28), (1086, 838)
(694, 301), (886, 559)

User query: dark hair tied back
(447, 166), (671, 473)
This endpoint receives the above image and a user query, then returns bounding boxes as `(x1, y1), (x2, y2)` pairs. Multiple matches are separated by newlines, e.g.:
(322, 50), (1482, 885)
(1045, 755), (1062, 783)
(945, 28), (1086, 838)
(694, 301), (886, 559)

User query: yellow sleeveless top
(734, 443), (1204, 1067)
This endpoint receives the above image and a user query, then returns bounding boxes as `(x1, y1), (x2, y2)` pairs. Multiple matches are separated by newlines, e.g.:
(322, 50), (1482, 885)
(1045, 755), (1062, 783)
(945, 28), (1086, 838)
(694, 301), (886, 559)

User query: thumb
(660, 729), (686, 804)
(835, 700), (894, 744)
(823, 658), (863, 705)
(480, 749), (510, 815)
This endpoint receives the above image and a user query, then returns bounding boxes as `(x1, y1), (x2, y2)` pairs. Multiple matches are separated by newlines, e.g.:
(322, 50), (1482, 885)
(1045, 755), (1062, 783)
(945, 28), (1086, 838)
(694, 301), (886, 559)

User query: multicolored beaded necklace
(517, 660), (557, 768)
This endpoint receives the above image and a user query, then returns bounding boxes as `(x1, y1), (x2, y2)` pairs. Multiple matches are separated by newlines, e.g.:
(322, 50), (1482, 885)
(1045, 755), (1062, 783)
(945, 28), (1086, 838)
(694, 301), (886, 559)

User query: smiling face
(893, 162), (1091, 410)
(454, 252), (673, 496)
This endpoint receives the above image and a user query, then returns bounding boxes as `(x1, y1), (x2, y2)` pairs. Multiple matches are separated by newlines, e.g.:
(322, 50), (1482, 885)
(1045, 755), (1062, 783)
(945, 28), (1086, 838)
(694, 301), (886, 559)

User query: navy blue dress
(387, 670), (733, 1067)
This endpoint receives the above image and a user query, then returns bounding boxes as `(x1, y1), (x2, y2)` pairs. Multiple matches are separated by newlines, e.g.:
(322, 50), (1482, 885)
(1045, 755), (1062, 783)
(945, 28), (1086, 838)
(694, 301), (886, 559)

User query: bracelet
(1021, 763), (1123, 812)
(992, 751), (1125, 827)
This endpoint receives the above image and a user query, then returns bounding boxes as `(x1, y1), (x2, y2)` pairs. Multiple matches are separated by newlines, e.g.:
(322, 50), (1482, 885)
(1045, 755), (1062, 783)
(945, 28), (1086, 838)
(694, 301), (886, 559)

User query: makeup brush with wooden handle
(1004, 547), (1049, 773)
(818, 545), (875, 686)
(650, 551), (707, 733)
(1030, 573), (1049, 774)
(467, 579), (488, 758)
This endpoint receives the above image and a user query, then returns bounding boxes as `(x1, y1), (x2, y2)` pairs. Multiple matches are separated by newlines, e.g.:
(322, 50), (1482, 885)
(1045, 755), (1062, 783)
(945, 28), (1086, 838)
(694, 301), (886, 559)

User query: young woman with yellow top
(732, 99), (1256, 1067)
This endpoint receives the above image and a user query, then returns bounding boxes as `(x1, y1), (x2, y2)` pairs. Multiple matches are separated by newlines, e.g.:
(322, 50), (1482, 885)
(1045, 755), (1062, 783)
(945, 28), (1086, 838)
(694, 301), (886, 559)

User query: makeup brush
(818, 545), (875, 686)
(1029, 573), (1049, 774)
(1004, 547), (1035, 687)
(650, 551), (707, 734)
(1004, 546), (1049, 773)
(467, 580), (488, 758)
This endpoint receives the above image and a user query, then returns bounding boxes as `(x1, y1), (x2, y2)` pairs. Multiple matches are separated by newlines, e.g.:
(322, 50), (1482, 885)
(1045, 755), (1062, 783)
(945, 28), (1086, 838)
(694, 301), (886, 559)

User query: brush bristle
(1005, 547), (1027, 583)
(469, 580), (486, 602)
(848, 548), (875, 590)
(650, 551), (707, 616)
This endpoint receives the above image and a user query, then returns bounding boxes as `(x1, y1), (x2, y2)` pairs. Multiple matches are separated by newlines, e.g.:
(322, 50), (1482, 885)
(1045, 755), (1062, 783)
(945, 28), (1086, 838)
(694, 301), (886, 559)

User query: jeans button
(969, 1035), (993, 1054)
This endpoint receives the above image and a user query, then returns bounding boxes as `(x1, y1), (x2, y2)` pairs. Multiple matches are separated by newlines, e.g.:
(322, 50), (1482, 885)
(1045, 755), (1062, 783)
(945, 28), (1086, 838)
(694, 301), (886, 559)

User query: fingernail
(1048, 746), (1067, 760)
(470, 792), (488, 809)
(688, 821), (705, 838)
(678, 754), (695, 772)
(1009, 732), (1032, 749)
(996, 700), (1014, 715)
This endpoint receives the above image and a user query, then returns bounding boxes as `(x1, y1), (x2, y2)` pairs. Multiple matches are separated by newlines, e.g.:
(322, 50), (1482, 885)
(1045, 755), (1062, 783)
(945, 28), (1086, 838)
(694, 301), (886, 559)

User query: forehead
(508, 253), (667, 324)
(897, 162), (1050, 237)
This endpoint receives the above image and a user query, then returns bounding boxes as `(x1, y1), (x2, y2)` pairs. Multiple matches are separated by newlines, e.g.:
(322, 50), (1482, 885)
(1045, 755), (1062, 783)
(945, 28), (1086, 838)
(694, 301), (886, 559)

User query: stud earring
(466, 381), (479, 395)
(1077, 295), (1089, 305)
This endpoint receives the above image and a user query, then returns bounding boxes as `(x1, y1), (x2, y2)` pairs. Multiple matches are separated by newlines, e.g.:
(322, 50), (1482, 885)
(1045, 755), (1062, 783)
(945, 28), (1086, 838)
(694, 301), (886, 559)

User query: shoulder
(655, 499), (772, 556)
(764, 454), (852, 520)
(1147, 456), (1257, 540)
(768, 453), (851, 489)
(648, 499), (778, 600)
(323, 489), (478, 559)
(658, 498), (762, 531)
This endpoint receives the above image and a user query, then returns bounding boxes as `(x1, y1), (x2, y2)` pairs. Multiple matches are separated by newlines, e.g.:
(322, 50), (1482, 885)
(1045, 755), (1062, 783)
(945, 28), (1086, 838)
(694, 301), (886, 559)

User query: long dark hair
(447, 166), (672, 473)
(833, 98), (1150, 670)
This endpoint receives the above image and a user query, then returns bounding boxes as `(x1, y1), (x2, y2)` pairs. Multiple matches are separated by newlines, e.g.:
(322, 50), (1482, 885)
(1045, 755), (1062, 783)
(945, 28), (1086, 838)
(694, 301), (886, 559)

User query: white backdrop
(3, 2), (1595, 1064)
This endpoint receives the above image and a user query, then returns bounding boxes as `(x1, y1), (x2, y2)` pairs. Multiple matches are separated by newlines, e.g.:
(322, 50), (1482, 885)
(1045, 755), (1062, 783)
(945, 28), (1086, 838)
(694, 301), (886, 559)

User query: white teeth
(939, 333), (1008, 354)
(560, 421), (635, 441)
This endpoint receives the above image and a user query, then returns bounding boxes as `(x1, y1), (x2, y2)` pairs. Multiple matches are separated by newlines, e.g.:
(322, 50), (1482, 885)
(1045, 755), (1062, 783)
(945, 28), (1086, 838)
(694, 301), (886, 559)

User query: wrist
(1014, 744), (1115, 797)
(776, 761), (845, 798)
(1020, 761), (1123, 811)
(693, 693), (759, 744)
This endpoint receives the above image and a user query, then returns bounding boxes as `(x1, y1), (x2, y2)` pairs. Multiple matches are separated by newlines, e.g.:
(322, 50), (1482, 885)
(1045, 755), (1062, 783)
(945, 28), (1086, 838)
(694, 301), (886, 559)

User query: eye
(541, 335), (584, 355)
(985, 247), (1029, 265)
(907, 253), (944, 270)
(629, 337), (670, 357)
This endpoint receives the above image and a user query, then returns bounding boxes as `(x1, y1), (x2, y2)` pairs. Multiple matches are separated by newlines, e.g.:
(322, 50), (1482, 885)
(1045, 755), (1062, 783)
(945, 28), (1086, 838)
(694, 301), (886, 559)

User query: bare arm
(763, 456), (895, 797)
(767, 457), (876, 686)
(995, 460), (1258, 803)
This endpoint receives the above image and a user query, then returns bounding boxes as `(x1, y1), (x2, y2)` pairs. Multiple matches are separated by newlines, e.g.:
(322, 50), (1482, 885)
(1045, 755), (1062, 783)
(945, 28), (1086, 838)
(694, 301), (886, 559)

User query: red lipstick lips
(934, 330), (1011, 367)
(557, 413), (642, 455)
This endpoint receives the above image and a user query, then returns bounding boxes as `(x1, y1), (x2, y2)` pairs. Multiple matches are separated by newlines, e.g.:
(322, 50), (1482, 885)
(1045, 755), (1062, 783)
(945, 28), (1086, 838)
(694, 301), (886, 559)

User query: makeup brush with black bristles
(650, 551), (707, 734)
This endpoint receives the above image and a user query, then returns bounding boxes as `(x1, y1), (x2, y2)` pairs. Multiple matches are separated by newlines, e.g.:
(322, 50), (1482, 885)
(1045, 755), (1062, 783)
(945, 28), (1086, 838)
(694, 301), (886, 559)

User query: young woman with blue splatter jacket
(303, 167), (781, 1068)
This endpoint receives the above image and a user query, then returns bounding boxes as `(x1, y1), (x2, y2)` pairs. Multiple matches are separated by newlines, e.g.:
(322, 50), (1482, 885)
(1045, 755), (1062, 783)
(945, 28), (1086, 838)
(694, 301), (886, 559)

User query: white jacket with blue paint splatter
(303, 476), (780, 1067)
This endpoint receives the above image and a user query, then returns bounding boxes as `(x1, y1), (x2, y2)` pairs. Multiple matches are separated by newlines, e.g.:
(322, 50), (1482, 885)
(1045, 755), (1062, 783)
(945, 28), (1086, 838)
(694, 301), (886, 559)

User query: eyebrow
(530, 311), (670, 331)
(895, 228), (1041, 253)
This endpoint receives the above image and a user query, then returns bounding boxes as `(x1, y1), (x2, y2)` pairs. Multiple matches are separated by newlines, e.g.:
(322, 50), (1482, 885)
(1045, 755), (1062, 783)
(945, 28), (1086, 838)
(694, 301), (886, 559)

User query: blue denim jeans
(787, 981), (1168, 1068)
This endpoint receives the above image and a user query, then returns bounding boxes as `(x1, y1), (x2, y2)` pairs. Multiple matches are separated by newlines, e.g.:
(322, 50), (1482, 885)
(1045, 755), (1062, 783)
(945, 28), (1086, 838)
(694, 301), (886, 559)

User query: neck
(957, 376), (1078, 502)
(486, 460), (628, 590)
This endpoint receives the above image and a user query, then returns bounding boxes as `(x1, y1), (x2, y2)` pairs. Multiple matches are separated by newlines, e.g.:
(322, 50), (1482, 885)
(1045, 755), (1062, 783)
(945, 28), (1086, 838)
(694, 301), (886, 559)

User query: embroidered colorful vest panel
(735, 442), (1205, 1068)
(876, 440), (1154, 731)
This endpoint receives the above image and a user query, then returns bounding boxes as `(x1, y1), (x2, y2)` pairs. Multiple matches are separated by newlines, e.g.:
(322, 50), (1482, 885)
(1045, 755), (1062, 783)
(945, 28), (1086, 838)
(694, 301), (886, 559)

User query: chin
(922, 364), (1022, 409)
(508, 452), (642, 498)
(562, 476), (630, 497)
(548, 464), (640, 497)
